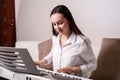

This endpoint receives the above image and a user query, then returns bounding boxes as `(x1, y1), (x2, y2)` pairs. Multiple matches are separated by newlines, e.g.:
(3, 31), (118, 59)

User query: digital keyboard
(0, 66), (92, 80)
(38, 67), (92, 80)
(0, 47), (92, 80)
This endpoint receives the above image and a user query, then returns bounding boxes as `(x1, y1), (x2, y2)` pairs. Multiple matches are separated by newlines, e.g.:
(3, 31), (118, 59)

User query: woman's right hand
(34, 59), (47, 67)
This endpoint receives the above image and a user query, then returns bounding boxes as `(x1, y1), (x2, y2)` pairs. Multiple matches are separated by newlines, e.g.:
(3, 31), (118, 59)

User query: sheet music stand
(0, 46), (40, 75)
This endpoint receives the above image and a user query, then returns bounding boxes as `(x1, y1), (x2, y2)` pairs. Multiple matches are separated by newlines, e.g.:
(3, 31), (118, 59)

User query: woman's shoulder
(52, 36), (57, 42)
(51, 35), (59, 43)
(76, 35), (91, 45)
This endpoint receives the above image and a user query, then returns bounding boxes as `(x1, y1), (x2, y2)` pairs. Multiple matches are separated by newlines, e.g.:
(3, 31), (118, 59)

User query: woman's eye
(53, 23), (56, 26)
(58, 22), (63, 25)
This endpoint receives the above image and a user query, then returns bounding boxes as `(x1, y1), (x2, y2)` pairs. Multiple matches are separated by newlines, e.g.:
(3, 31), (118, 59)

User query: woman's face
(51, 13), (70, 36)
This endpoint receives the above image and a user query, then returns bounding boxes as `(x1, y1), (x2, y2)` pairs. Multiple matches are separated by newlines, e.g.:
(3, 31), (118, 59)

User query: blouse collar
(56, 32), (77, 46)
(65, 32), (76, 44)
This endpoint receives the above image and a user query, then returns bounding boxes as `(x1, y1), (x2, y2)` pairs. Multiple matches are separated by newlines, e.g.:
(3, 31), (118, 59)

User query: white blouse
(44, 32), (97, 78)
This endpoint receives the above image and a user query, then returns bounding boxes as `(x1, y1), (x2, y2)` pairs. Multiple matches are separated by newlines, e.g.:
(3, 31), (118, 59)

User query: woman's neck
(60, 31), (72, 47)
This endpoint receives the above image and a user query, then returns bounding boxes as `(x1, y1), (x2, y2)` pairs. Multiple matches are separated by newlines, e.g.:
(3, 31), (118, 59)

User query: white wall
(15, 0), (120, 58)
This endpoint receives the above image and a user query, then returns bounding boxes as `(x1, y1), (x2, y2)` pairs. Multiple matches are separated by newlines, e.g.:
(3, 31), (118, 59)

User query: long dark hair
(50, 5), (84, 36)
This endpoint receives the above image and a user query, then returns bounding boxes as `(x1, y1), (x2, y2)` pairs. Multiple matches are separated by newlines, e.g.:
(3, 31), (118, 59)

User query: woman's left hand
(57, 67), (73, 74)
(57, 67), (75, 74)
(57, 66), (81, 74)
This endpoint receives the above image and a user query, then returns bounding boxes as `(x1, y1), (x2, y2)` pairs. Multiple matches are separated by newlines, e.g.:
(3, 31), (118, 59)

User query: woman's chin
(59, 33), (63, 36)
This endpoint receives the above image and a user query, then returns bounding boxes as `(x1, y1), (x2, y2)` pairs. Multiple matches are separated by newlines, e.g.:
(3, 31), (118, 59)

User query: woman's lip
(58, 29), (63, 33)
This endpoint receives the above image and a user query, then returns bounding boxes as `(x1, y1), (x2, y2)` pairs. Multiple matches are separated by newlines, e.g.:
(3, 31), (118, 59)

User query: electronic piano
(0, 47), (92, 80)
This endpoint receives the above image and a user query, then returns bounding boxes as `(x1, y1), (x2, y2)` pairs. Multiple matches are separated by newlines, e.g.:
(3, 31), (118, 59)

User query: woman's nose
(56, 24), (60, 28)
(58, 26), (62, 30)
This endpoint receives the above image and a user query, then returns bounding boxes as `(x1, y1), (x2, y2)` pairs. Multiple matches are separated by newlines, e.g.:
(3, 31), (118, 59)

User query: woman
(35, 5), (96, 78)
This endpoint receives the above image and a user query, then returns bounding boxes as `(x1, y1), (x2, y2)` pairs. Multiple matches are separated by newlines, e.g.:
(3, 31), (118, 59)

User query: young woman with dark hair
(35, 5), (96, 78)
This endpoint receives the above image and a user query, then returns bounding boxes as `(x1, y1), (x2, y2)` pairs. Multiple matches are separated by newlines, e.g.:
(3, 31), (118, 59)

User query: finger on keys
(57, 68), (66, 73)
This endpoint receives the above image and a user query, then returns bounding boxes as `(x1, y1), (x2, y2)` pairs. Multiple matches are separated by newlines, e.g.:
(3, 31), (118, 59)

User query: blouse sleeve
(79, 38), (97, 77)
(44, 36), (56, 64)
